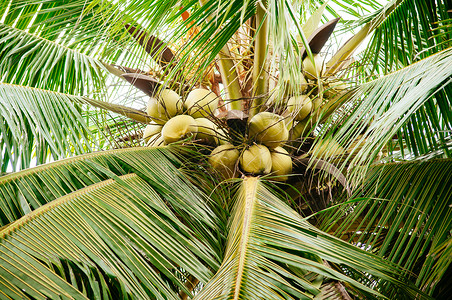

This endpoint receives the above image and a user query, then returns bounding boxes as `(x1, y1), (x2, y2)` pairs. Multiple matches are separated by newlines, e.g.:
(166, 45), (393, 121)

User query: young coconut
(286, 72), (308, 95)
(143, 123), (163, 143)
(146, 99), (166, 124)
(195, 118), (220, 145)
(287, 95), (312, 121)
(303, 54), (324, 80)
(248, 112), (289, 148)
(239, 144), (272, 175)
(185, 88), (219, 118)
(312, 96), (323, 112)
(216, 128), (229, 145)
(324, 80), (349, 98)
(147, 89), (183, 124)
(312, 138), (345, 158)
(270, 147), (292, 182)
(161, 115), (197, 144)
(209, 144), (240, 179)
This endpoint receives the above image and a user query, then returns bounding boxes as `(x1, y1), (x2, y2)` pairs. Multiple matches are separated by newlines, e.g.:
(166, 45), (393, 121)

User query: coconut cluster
(264, 54), (350, 146)
(140, 74), (349, 182)
(135, 40), (351, 184)
(242, 112), (292, 180)
(209, 143), (292, 181)
(143, 88), (224, 146)
(143, 87), (296, 182)
(207, 111), (292, 181)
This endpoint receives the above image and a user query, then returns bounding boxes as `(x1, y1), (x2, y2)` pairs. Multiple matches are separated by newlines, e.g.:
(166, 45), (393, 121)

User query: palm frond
(0, 0), (171, 94)
(0, 83), (97, 171)
(349, 1), (452, 159)
(195, 177), (423, 299)
(0, 83), (154, 171)
(0, 23), (107, 95)
(0, 170), (219, 299)
(362, 0), (452, 74)
(0, 146), (220, 255)
(320, 159), (452, 298)
(315, 47), (452, 184)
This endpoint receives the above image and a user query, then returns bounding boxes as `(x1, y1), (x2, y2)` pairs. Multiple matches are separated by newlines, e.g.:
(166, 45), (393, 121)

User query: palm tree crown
(0, 0), (451, 299)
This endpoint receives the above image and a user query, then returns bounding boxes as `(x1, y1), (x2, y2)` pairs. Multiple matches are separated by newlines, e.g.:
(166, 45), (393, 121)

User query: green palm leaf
(196, 177), (423, 299)
(0, 23), (107, 95)
(362, 0), (452, 74)
(315, 47), (452, 183)
(0, 83), (96, 171)
(351, 0), (452, 159)
(0, 82), (154, 171)
(321, 159), (452, 298)
(0, 171), (218, 299)
(0, 147), (219, 250)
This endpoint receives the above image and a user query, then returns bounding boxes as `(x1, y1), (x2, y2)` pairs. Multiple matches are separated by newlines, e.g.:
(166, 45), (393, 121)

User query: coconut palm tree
(0, 0), (451, 299)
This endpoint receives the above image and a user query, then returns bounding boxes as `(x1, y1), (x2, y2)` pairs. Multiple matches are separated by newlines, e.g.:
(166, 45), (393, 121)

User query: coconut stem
(199, 0), (243, 110)
(249, 0), (268, 118)
(218, 46), (244, 110)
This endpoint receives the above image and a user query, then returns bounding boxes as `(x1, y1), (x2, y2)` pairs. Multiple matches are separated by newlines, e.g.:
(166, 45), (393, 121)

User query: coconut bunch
(141, 61), (348, 182)
(264, 57), (320, 131)
(140, 86), (305, 183)
(264, 53), (352, 150)
(207, 111), (293, 181)
(136, 17), (352, 183)
(143, 88), (226, 146)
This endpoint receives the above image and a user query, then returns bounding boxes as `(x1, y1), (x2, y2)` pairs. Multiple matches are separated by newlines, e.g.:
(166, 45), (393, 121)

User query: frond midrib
(0, 147), (153, 185)
(233, 176), (258, 299)
(0, 173), (138, 238)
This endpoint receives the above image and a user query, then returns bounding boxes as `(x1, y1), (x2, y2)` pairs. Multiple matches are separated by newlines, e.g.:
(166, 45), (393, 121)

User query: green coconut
(161, 115), (197, 144)
(303, 54), (324, 80)
(248, 112), (289, 148)
(159, 89), (183, 116)
(312, 138), (345, 158)
(312, 97), (323, 112)
(239, 144), (272, 174)
(216, 128), (229, 145)
(286, 72), (308, 95)
(146, 89), (183, 124)
(195, 117), (220, 145)
(324, 80), (349, 98)
(209, 144), (240, 179)
(143, 123), (163, 143)
(287, 95), (312, 121)
(270, 147), (292, 181)
(185, 88), (219, 118)
(146, 99), (166, 124)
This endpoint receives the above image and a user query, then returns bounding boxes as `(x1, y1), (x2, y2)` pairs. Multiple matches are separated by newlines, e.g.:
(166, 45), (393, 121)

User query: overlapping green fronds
(0, 83), (97, 172)
(0, 23), (106, 95)
(0, 0), (116, 48)
(0, 0), (161, 94)
(362, 0), (452, 74)
(0, 83), (154, 171)
(0, 172), (219, 299)
(0, 147), (126, 225)
(314, 47), (452, 184)
(195, 177), (422, 299)
(320, 159), (452, 298)
(0, 146), (220, 250)
(351, 1), (452, 160)
(322, 0), (382, 20)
